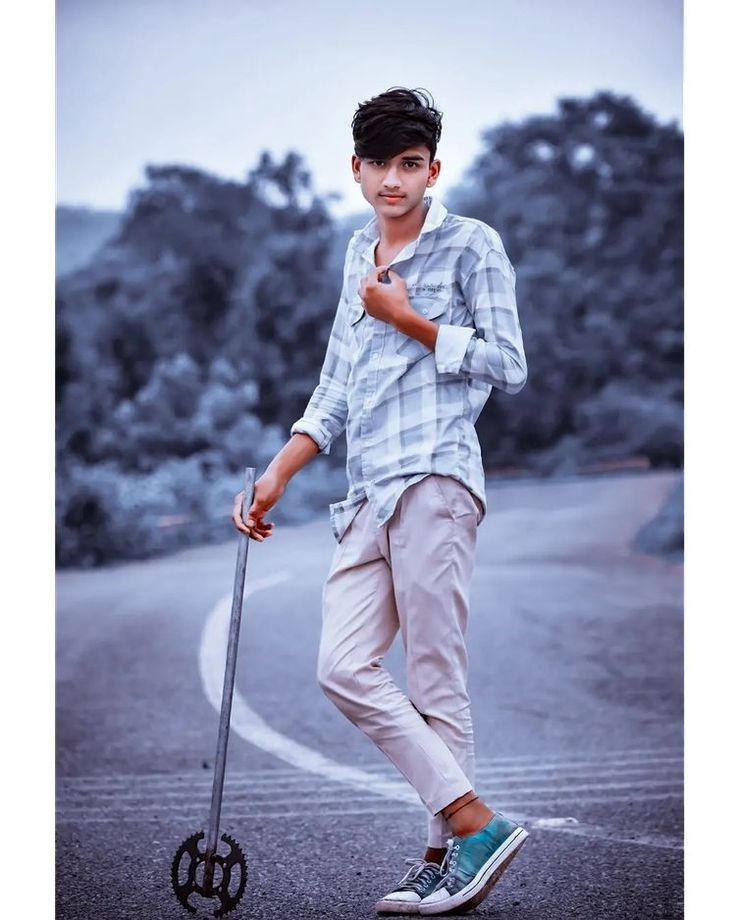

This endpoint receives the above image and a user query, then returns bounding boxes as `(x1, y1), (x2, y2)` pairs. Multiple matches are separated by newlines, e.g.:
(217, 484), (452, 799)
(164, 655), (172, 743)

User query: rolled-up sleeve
(290, 245), (354, 454)
(434, 239), (527, 394)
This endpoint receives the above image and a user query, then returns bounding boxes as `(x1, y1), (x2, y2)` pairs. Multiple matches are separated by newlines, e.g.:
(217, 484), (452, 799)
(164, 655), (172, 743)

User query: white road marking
(57, 755), (682, 847)
(534, 817), (579, 828)
(187, 573), (684, 850)
(57, 787), (683, 814)
(55, 792), (682, 836)
(58, 777), (682, 806)
(537, 820), (684, 851)
(57, 761), (682, 794)
(56, 752), (683, 790)
(198, 576), (418, 806)
(365, 752), (684, 771)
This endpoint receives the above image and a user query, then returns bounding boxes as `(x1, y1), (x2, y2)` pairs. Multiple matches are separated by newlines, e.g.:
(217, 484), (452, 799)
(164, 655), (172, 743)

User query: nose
(384, 163), (402, 188)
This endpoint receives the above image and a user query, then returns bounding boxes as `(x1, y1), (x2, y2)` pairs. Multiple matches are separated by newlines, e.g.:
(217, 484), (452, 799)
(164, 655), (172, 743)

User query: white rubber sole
(375, 895), (422, 914)
(418, 827), (529, 915)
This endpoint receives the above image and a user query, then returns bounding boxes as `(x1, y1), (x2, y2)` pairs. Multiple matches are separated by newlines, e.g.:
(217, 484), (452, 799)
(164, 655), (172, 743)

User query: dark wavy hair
(352, 87), (443, 162)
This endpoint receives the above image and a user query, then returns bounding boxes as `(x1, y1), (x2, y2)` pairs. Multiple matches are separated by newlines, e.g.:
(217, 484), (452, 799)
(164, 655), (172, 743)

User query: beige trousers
(317, 474), (483, 848)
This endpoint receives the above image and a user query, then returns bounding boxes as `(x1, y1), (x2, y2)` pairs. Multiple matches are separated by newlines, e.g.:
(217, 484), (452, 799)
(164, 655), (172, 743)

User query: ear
(351, 154), (362, 182)
(427, 158), (441, 187)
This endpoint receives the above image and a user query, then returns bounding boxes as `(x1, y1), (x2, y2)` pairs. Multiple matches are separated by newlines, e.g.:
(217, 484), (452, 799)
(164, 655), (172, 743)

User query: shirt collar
(355, 194), (448, 263)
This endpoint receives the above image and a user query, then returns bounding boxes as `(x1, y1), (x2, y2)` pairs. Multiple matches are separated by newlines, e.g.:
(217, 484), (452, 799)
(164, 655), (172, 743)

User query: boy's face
(351, 145), (441, 217)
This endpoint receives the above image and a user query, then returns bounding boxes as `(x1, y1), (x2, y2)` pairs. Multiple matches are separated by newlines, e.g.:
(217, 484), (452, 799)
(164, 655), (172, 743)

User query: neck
(376, 196), (430, 247)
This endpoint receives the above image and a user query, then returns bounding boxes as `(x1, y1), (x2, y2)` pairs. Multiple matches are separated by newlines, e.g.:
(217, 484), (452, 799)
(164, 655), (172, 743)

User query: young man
(232, 87), (529, 914)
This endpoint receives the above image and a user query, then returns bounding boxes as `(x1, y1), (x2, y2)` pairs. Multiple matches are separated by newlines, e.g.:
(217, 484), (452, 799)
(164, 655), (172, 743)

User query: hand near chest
(359, 265), (412, 328)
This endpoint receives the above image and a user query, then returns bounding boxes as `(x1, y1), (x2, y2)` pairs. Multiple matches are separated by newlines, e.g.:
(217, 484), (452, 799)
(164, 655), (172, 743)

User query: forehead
(372, 146), (432, 161)
(397, 147), (430, 158)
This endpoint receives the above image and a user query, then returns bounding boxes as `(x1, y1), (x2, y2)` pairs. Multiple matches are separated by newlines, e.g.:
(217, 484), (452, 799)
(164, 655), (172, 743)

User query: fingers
(250, 518), (274, 540)
(361, 269), (379, 291)
(232, 491), (245, 523)
(244, 510), (273, 541)
(242, 514), (275, 541)
(366, 266), (387, 285)
(231, 491), (275, 542)
(362, 266), (395, 289)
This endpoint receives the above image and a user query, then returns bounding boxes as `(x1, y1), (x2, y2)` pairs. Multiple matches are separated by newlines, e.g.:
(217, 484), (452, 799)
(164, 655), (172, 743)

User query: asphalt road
(56, 470), (683, 920)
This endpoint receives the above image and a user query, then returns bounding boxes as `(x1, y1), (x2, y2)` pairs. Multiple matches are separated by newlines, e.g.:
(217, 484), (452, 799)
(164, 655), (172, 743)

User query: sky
(56, 0), (682, 216)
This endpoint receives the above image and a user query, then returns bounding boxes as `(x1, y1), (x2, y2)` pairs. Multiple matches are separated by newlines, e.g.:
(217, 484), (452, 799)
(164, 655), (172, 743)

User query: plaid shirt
(290, 194), (527, 543)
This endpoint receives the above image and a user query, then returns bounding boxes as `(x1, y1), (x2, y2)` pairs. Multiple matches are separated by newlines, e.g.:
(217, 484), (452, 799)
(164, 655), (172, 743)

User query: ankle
(440, 791), (496, 837)
(423, 846), (447, 864)
(442, 789), (493, 837)
(450, 801), (495, 838)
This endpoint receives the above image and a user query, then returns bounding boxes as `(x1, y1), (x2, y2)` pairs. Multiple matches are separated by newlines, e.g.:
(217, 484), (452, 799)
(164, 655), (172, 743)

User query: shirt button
(422, 308), (429, 315)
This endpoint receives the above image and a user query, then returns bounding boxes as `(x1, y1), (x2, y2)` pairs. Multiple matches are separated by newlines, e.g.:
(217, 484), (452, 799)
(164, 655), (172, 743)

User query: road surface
(56, 470), (683, 919)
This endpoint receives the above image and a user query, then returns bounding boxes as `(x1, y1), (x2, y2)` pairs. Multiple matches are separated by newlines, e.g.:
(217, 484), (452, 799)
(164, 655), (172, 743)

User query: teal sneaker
(375, 858), (445, 914)
(418, 812), (528, 915)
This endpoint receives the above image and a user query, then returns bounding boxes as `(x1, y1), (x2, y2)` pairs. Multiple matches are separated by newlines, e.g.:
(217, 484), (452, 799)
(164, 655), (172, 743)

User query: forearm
(393, 308), (439, 349)
(395, 307), (526, 393)
(266, 432), (320, 486)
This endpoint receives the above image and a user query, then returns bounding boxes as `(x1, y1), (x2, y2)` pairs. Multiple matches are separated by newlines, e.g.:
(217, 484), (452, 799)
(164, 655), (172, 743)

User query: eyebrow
(365, 154), (426, 162)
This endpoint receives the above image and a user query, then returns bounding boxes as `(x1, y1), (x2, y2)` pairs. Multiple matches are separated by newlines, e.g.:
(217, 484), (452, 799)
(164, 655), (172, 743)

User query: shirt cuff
(290, 418), (333, 455)
(434, 324), (475, 375)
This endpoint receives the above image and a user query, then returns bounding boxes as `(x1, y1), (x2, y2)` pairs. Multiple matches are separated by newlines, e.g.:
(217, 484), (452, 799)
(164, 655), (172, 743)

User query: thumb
(245, 501), (262, 525)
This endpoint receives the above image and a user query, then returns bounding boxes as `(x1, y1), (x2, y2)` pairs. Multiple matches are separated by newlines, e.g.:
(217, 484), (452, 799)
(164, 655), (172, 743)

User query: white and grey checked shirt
(290, 194), (527, 543)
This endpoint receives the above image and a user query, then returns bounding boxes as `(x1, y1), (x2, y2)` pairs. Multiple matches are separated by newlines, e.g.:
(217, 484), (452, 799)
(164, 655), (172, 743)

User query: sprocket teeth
(171, 830), (205, 914)
(170, 829), (247, 916)
(214, 831), (248, 916)
(221, 832), (244, 857)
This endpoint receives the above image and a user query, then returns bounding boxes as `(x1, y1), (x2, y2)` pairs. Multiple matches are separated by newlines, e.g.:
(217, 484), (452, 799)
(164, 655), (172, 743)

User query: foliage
(56, 151), (343, 564)
(56, 92), (683, 566)
(447, 91), (683, 470)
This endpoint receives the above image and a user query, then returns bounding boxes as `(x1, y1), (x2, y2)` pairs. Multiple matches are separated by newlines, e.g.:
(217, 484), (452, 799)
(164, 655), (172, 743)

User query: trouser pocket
(429, 475), (482, 525)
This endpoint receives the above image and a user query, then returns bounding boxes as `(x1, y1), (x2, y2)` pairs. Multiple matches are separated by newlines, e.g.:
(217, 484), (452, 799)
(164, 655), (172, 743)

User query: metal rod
(203, 466), (256, 890)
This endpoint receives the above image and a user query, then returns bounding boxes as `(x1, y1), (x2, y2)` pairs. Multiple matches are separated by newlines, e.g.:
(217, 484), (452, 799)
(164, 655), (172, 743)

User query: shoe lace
(396, 857), (441, 893)
(438, 837), (461, 882)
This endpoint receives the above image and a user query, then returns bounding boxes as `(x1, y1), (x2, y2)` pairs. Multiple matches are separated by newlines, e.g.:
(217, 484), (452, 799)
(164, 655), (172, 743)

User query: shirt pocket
(394, 293), (451, 359)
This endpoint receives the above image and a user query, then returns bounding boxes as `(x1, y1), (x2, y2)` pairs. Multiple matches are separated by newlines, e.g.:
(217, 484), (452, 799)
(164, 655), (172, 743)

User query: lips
(380, 194), (404, 200)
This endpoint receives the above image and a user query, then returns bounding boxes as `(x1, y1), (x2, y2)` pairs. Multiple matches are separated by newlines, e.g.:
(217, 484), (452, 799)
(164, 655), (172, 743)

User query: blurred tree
(55, 152), (347, 564)
(56, 153), (341, 465)
(447, 91), (683, 470)
(56, 93), (684, 566)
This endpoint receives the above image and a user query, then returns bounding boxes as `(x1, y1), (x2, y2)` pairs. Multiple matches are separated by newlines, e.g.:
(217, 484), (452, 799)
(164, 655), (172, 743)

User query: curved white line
(198, 573), (419, 805)
(198, 572), (575, 829)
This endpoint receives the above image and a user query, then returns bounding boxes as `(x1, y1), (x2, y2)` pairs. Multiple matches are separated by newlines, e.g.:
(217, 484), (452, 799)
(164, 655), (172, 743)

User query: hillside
(56, 205), (123, 277)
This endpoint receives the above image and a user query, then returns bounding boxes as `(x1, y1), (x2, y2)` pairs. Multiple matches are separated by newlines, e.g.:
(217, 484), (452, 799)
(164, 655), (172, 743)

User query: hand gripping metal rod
(203, 466), (256, 891)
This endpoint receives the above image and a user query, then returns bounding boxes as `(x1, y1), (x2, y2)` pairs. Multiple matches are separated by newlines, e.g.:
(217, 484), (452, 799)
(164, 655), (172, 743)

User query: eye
(403, 162), (418, 169)
(369, 159), (384, 166)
